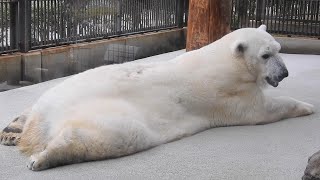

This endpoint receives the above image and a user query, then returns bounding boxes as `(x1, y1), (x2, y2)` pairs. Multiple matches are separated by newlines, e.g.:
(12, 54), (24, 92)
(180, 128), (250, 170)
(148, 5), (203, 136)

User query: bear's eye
(262, 54), (270, 59)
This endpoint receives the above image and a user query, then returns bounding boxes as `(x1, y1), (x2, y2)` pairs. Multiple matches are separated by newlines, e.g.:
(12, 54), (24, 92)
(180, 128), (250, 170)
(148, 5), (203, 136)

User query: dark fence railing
(0, 0), (18, 54)
(231, 0), (320, 37)
(0, 0), (189, 54)
(1, 0), (319, 55)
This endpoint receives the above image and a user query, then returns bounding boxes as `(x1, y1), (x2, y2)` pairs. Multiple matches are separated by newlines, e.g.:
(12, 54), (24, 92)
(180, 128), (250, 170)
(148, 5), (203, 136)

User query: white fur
(21, 27), (314, 170)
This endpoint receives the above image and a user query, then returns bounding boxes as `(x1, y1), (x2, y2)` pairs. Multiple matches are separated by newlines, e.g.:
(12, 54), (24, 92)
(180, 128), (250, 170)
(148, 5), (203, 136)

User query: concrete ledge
(0, 54), (21, 91)
(22, 51), (41, 83)
(276, 37), (320, 55)
(0, 28), (187, 87)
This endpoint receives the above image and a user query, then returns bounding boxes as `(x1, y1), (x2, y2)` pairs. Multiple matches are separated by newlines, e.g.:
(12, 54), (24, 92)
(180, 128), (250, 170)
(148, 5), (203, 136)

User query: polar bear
(0, 25), (314, 171)
(303, 150), (320, 180)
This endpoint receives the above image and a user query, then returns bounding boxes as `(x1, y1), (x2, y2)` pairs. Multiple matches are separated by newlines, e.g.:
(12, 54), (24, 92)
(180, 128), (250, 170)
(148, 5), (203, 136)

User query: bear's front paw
(27, 151), (49, 171)
(295, 101), (314, 117)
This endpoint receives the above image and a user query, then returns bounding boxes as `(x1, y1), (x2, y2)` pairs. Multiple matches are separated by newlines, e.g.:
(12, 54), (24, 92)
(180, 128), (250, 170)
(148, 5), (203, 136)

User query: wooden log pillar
(186, 0), (231, 51)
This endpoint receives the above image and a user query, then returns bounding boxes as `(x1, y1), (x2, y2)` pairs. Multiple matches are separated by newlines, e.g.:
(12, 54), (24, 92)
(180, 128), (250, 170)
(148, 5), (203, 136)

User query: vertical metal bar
(1, 2), (4, 51)
(44, 0), (48, 45)
(145, 0), (148, 29)
(57, 0), (61, 43)
(261, 0), (266, 28)
(301, 0), (305, 35)
(306, 0), (311, 36)
(110, 0), (113, 35)
(315, 1), (318, 36)
(37, 0), (40, 45)
(164, 0), (167, 28)
(89, 0), (92, 38)
(19, 0), (32, 52)
(256, 0), (262, 27)
(248, 0), (252, 27)
(126, 0), (129, 33)
(287, 0), (291, 34)
(310, 1), (315, 36)
(270, 0), (274, 33)
(41, 0), (44, 45)
(137, 0), (141, 30)
(294, 0), (298, 35)
(161, 0), (164, 27)
(31, 0), (34, 47)
(231, 0), (234, 29)
(281, 0), (285, 33)
(72, 0), (76, 42)
(152, 0), (156, 28)
(245, 0), (248, 27)
(54, 0), (57, 44)
(103, 0), (106, 36)
(50, 0), (53, 43)
(93, 0), (97, 39)
(116, 0), (122, 35)
(5, 2), (8, 51)
(10, 2), (18, 50)
(107, 0), (110, 36)
(99, 0), (102, 37)
(155, 0), (159, 29)
(176, 0), (184, 28)
(185, 0), (189, 26)
(274, 0), (278, 33)
(265, 0), (269, 29)
(140, 0), (143, 30)
(84, 0), (88, 39)
(143, 0), (146, 30)
(278, 0), (282, 33)
(287, 0), (292, 34)
(135, 0), (139, 31)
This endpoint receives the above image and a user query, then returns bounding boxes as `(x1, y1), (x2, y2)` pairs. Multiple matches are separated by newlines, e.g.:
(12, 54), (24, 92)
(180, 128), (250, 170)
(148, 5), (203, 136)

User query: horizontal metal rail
(0, 0), (189, 54)
(231, 0), (320, 37)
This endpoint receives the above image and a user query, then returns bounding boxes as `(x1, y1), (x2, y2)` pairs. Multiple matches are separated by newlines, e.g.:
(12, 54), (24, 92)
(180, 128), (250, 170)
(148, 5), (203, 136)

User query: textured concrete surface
(0, 50), (319, 180)
(276, 37), (320, 55)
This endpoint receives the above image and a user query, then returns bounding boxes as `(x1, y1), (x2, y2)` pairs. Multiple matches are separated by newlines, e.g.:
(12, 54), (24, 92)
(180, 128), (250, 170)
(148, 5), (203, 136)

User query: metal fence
(231, 0), (320, 37)
(0, 0), (188, 54)
(2, 0), (319, 55)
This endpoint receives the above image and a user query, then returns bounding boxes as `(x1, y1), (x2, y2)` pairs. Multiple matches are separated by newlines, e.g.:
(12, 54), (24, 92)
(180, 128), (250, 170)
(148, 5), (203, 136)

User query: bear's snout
(276, 68), (289, 82)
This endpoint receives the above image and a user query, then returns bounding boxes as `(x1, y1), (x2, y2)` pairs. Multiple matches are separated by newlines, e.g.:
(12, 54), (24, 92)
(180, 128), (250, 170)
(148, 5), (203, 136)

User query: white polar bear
(0, 25), (314, 171)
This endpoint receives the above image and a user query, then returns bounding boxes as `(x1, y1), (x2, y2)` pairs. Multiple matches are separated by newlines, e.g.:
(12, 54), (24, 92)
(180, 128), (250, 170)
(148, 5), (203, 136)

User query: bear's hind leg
(27, 125), (124, 171)
(0, 110), (29, 146)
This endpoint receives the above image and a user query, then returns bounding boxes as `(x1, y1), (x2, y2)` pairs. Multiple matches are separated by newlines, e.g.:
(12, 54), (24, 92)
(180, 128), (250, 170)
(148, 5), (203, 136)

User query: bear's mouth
(265, 76), (279, 87)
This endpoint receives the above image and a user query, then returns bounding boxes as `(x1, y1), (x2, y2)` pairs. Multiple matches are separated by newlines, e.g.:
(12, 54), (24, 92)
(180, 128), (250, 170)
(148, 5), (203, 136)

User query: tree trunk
(186, 0), (231, 51)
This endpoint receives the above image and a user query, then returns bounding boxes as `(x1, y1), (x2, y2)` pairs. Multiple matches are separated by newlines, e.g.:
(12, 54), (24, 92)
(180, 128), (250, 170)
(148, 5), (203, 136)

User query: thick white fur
(15, 27), (314, 170)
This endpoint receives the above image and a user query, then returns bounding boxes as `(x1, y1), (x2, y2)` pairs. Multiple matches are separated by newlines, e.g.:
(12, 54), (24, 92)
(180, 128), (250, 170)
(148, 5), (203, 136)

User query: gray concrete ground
(0, 50), (319, 180)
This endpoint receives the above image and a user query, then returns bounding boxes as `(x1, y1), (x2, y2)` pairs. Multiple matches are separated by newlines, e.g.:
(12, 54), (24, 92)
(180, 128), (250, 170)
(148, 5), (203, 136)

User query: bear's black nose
(277, 69), (289, 81)
(283, 69), (289, 78)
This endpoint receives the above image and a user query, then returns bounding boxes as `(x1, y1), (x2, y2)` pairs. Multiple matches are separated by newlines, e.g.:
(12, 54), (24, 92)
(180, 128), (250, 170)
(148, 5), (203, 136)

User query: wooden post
(186, 0), (231, 51)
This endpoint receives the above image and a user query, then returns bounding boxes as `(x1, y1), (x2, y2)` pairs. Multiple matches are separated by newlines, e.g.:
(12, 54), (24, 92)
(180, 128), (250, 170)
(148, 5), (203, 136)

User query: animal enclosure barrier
(0, 0), (189, 54)
(231, 0), (320, 37)
(1, 0), (319, 55)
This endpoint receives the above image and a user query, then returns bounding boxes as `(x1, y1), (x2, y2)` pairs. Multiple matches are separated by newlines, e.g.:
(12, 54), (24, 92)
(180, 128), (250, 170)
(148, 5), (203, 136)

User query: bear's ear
(258, 24), (267, 31)
(231, 40), (247, 56)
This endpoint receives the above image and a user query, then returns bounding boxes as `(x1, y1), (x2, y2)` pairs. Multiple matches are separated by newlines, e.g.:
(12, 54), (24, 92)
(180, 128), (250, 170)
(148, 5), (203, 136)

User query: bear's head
(230, 25), (288, 87)
(302, 150), (320, 180)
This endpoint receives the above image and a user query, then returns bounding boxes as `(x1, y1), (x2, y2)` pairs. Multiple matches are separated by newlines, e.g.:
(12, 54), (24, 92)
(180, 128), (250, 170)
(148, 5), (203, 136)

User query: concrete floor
(0, 50), (319, 180)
